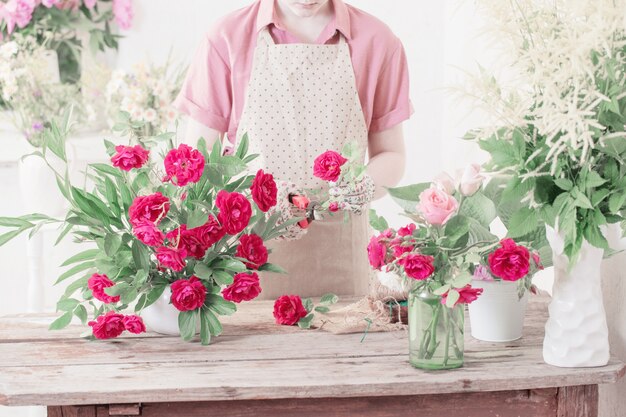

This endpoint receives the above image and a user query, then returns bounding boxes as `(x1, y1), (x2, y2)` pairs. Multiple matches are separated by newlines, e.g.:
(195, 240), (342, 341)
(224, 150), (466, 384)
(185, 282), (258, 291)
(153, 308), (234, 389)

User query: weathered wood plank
(1, 354), (623, 407)
(47, 406), (63, 417)
(557, 385), (599, 417)
(103, 390), (558, 417)
(46, 405), (96, 417)
(108, 404), (141, 416)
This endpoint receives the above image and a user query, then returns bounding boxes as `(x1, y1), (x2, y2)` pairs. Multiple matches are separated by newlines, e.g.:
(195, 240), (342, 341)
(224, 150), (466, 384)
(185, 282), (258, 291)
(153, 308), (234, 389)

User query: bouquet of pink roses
(0, 118), (291, 344)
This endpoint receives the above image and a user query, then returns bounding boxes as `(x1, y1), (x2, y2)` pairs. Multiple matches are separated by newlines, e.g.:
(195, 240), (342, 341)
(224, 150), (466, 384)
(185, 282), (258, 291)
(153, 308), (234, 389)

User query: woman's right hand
(268, 180), (311, 241)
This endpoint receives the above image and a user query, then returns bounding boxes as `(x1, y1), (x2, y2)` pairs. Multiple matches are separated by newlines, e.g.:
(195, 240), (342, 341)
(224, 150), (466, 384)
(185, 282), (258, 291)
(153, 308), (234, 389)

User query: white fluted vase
(543, 226), (609, 367)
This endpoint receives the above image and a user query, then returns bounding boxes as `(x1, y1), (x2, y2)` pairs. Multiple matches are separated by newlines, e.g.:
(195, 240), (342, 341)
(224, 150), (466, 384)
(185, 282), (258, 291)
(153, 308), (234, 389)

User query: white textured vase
(141, 288), (182, 336)
(468, 280), (528, 342)
(18, 151), (69, 218)
(543, 225), (609, 367)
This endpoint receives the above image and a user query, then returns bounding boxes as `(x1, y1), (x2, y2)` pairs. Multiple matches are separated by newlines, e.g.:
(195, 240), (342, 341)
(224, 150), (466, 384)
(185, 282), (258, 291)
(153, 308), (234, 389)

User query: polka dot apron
(236, 28), (371, 299)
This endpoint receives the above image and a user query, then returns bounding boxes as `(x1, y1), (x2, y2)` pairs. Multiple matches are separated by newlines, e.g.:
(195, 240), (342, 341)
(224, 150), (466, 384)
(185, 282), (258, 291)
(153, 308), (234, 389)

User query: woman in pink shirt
(175, 0), (411, 300)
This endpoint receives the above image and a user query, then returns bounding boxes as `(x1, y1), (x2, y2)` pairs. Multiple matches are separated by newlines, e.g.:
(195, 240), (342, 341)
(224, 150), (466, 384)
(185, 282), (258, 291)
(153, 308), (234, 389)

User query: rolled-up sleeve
(369, 41), (413, 133)
(174, 34), (232, 133)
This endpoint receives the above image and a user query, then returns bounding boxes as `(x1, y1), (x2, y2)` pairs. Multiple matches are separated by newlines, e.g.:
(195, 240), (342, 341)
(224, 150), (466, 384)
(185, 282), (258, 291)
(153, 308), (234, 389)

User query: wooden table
(0, 297), (623, 417)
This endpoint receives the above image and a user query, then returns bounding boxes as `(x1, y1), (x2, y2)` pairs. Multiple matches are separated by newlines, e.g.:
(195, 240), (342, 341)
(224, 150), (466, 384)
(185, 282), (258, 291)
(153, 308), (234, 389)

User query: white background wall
(0, 1), (623, 416)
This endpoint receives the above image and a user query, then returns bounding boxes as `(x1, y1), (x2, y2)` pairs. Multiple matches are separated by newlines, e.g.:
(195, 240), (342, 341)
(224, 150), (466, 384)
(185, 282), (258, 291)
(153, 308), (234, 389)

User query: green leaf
(608, 192), (625, 214)
(61, 249), (100, 267)
(178, 310), (197, 342)
(585, 171), (607, 189)
(443, 215), (471, 245)
(203, 308), (223, 336)
(56, 298), (79, 312)
(387, 183), (429, 212)
(206, 294), (237, 316)
(74, 304), (88, 325)
(0, 217), (34, 228)
(55, 261), (94, 285)
(451, 272), (472, 289)
(0, 229), (27, 247)
(212, 259), (247, 272)
(91, 163), (123, 178)
(467, 218), (499, 246)
(507, 208), (539, 238)
(133, 269), (149, 287)
(206, 157), (247, 179)
(194, 263), (213, 280)
(583, 221), (609, 250)
(591, 189), (611, 206)
(459, 191), (497, 227)
(104, 234), (122, 257)
(368, 209), (389, 232)
(444, 289), (460, 308)
(132, 240), (151, 271)
(501, 177), (535, 203)
(554, 178), (574, 191)
(257, 263), (287, 274)
(314, 306), (330, 314)
(187, 209), (208, 229)
(49, 311), (73, 330)
(212, 270), (234, 286)
(303, 298), (314, 313)
(571, 188), (593, 210)
(297, 313), (314, 329)
(235, 133), (250, 159)
(63, 275), (90, 296)
(199, 309), (212, 345)
(319, 293), (339, 305)
(104, 282), (131, 296)
(433, 284), (451, 296)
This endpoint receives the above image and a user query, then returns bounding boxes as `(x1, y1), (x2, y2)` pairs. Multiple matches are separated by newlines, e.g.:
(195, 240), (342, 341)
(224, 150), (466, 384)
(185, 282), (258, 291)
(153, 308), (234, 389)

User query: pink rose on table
(163, 144), (205, 186)
(367, 235), (391, 270)
(111, 145), (149, 171)
(88, 311), (125, 340)
(235, 234), (268, 270)
(170, 276), (206, 311)
(128, 193), (170, 227)
(398, 253), (435, 280)
(273, 295), (308, 326)
(88, 273), (120, 304)
(458, 164), (484, 197)
(156, 246), (187, 272)
(133, 221), (164, 247)
(197, 215), (226, 249)
(441, 285), (484, 307)
(488, 239), (530, 281)
(313, 150), (348, 182)
(222, 272), (262, 303)
(122, 315), (146, 334)
(251, 169), (278, 212)
(112, 0), (133, 30)
(216, 190), (252, 235)
(417, 186), (459, 226)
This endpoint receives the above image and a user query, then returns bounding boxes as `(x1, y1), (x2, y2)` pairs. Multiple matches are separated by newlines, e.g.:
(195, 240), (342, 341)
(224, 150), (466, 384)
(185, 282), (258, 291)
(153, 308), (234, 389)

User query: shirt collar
(256, 0), (352, 40)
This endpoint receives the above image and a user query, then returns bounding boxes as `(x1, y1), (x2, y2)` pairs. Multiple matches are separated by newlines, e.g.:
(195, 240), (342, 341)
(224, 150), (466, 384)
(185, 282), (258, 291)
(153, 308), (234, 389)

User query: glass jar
(408, 288), (464, 370)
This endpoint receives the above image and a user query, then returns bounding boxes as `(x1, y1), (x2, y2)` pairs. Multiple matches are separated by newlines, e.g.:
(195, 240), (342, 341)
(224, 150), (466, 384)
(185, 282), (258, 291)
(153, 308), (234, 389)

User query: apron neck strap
(259, 27), (347, 46)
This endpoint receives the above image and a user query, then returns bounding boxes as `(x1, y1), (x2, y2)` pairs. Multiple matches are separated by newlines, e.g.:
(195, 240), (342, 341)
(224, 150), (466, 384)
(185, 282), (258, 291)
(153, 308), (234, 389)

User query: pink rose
(531, 251), (544, 270)
(273, 295), (308, 326)
(313, 150), (348, 182)
(111, 145), (149, 171)
(367, 235), (391, 270)
(390, 238), (413, 258)
(196, 215), (226, 249)
(251, 169), (278, 212)
(397, 223), (416, 237)
(473, 264), (494, 281)
(328, 202), (339, 212)
(88, 311), (125, 339)
(122, 315), (146, 334)
(163, 144), (205, 186)
(458, 164), (484, 197)
(417, 187), (459, 226)
(434, 172), (456, 195)
(3, 0), (36, 34)
(398, 253), (435, 280)
(222, 272), (262, 303)
(488, 239), (530, 282)
(88, 273), (120, 304)
(442, 285), (483, 307)
(133, 221), (164, 247)
(235, 234), (268, 270)
(128, 193), (170, 227)
(55, 0), (80, 10)
(170, 276), (206, 311)
(156, 246), (187, 272)
(112, 0), (133, 30)
(216, 190), (252, 235)
(167, 225), (207, 260)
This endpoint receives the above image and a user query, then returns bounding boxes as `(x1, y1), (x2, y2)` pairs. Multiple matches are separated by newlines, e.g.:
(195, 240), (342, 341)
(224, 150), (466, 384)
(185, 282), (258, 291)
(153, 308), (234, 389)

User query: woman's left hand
(328, 174), (375, 216)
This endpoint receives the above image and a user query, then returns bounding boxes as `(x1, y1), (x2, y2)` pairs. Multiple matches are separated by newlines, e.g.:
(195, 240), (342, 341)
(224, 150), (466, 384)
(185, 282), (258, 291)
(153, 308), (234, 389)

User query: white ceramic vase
(543, 225), (609, 367)
(468, 280), (528, 342)
(141, 287), (182, 336)
(18, 150), (69, 218)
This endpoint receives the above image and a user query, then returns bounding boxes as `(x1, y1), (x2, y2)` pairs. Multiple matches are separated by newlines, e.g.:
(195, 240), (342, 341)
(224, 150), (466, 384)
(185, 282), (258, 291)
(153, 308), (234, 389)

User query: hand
(268, 180), (311, 241)
(328, 174), (375, 215)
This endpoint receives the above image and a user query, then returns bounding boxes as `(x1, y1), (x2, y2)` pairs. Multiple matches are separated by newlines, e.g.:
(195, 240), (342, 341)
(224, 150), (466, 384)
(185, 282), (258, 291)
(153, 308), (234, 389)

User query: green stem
(442, 308), (451, 367)
(425, 303), (442, 359)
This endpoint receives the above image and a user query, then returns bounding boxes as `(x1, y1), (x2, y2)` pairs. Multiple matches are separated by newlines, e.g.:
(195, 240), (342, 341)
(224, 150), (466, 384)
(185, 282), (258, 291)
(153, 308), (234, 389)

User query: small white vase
(543, 225), (609, 367)
(18, 150), (69, 218)
(468, 280), (528, 342)
(141, 288), (182, 336)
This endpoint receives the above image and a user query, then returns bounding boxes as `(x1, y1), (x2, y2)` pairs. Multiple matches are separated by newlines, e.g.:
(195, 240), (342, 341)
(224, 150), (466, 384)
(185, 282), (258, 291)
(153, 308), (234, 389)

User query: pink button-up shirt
(174, 0), (412, 141)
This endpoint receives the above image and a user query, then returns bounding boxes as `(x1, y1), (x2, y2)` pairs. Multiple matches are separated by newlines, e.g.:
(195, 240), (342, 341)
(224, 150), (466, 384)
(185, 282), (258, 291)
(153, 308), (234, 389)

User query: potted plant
(462, 0), (626, 366)
(368, 172), (501, 370)
(0, 118), (295, 344)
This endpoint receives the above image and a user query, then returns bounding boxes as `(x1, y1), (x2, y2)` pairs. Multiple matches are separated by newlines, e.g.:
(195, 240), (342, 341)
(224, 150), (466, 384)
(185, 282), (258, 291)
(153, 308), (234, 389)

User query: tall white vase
(18, 151), (68, 218)
(468, 280), (528, 342)
(543, 226), (609, 367)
